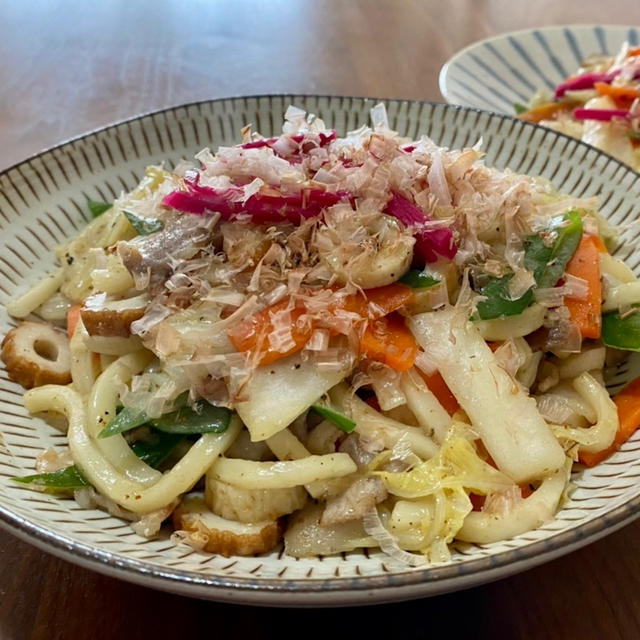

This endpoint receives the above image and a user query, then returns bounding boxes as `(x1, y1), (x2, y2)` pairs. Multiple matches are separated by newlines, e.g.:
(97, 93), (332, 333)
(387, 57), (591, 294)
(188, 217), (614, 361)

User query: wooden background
(1, 1), (640, 638)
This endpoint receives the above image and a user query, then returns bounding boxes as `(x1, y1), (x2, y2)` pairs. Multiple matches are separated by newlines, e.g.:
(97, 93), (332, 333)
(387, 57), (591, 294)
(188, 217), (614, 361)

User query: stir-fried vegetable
(516, 44), (640, 170)
(13, 430), (186, 493)
(524, 210), (583, 288)
(98, 406), (149, 438)
(418, 370), (460, 416)
(151, 402), (231, 435)
(602, 307), (640, 351)
(399, 269), (440, 289)
(228, 283), (414, 367)
(517, 101), (578, 124)
(563, 234), (603, 339)
(580, 376), (640, 466)
(98, 399), (231, 438)
(12, 465), (90, 491)
(123, 210), (164, 236)
(476, 211), (582, 320)
(359, 313), (418, 372)
(66, 304), (82, 338)
(310, 404), (356, 433)
(476, 275), (534, 320)
(87, 200), (112, 218)
(411, 307), (565, 483)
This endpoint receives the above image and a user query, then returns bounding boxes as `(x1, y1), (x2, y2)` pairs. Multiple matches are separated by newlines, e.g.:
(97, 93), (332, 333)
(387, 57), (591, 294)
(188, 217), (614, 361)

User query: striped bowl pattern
(0, 96), (639, 606)
(440, 25), (640, 115)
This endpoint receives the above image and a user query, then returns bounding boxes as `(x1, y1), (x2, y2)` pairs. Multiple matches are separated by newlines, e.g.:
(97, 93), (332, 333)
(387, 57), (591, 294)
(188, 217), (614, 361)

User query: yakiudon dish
(3, 104), (640, 566)
(516, 41), (640, 171)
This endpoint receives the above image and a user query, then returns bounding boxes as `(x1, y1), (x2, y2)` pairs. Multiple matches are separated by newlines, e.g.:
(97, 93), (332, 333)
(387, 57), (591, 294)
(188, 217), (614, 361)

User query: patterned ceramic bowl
(1, 96), (639, 606)
(439, 25), (640, 115)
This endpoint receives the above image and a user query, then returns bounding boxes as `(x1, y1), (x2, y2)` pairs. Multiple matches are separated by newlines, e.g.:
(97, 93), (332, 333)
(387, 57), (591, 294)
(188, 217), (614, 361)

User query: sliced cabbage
(236, 351), (352, 441)
(410, 306), (565, 482)
(375, 429), (514, 498)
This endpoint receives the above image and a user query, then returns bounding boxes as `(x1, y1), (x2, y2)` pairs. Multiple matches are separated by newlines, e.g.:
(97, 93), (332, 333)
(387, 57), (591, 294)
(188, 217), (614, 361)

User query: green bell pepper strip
(129, 431), (185, 467)
(149, 401), (231, 435)
(399, 269), (440, 289)
(87, 200), (112, 218)
(476, 210), (583, 320)
(602, 308), (640, 351)
(98, 406), (148, 438)
(99, 396), (231, 438)
(476, 275), (534, 320)
(12, 431), (186, 492)
(12, 465), (90, 490)
(123, 210), (164, 236)
(524, 210), (583, 288)
(311, 404), (356, 433)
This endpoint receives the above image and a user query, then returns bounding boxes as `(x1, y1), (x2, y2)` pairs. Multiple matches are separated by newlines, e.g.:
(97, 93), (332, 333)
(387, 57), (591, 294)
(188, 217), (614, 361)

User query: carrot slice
(517, 101), (577, 124)
(579, 376), (640, 467)
(67, 304), (82, 339)
(563, 234), (602, 339)
(227, 299), (312, 366)
(342, 282), (414, 318)
(627, 46), (640, 57)
(594, 82), (639, 109)
(228, 283), (414, 367)
(418, 369), (460, 416)
(360, 312), (418, 372)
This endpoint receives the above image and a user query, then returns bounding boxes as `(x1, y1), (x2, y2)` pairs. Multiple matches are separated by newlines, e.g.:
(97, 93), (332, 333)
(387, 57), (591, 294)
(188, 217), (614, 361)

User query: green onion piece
(98, 406), (148, 439)
(150, 401), (231, 435)
(311, 404), (356, 433)
(130, 431), (185, 467)
(602, 308), (640, 351)
(87, 200), (112, 218)
(514, 102), (528, 115)
(476, 275), (534, 320)
(399, 269), (440, 289)
(626, 130), (640, 141)
(12, 465), (90, 490)
(123, 210), (164, 236)
(524, 210), (583, 288)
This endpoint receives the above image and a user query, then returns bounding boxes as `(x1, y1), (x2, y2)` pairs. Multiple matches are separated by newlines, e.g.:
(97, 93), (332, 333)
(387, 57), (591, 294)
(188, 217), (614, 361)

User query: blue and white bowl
(440, 25), (640, 114)
(1, 96), (640, 606)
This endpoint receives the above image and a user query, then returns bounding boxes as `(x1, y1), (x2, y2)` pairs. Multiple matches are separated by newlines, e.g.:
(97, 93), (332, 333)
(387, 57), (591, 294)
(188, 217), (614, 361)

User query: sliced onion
(368, 364), (406, 411)
(362, 507), (427, 567)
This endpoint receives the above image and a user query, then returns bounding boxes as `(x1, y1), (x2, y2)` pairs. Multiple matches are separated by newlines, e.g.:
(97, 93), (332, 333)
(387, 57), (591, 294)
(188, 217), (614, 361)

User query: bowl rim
(1, 93), (640, 603)
(438, 23), (640, 109)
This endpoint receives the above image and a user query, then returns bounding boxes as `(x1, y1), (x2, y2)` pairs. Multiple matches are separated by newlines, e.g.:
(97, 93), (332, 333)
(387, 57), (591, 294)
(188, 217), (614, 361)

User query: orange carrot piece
(580, 376), (640, 467)
(360, 312), (418, 372)
(517, 101), (576, 124)
(628, 46), (640, 57)
(227, 299), (312, 366)
(67, 304), (82, 339)
(228, 284), (415, 366)
(342, 282), (414, 319)
(590, 234), (607, 254)
(563, 234), (602, 339)
(418, 370), (460, 416)
(594, 82), (639, 109)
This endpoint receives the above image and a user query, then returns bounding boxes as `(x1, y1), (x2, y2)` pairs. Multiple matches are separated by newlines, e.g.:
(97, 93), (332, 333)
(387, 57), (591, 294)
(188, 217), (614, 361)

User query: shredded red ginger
(161, 126), (459, 263)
